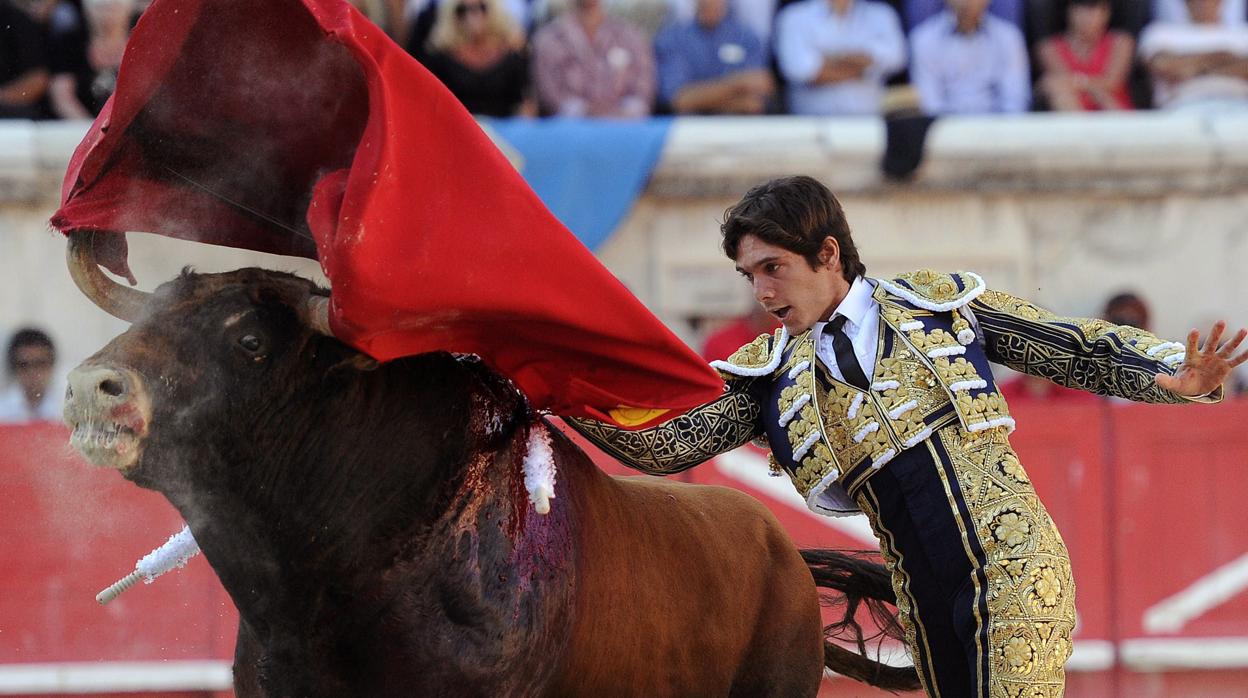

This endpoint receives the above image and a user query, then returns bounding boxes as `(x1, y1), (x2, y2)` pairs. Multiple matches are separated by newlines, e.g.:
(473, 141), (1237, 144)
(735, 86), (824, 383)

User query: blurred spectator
(654, 0), (774, 114)
(424, 0), (535, 116)
(47, 0), (132, 119)
(774, 0), (907, 115)
(0, 328), (61, 424)
(700, 305), (780, 361)
(0, 0), (51, 118)
(1154, 0), (1245, 24)
(1026, 0), (1151, 48)
(404, 0), (532, 61)
(1037, 0), (1135, 111)
(1102, 290), (1151, 329)
(1231, 363), (1248, 397)
(1139, 0), (1248, 110)
(531, 0), (655, 117)
(910, 0), (1031, 114)
(665, 0), (778, 46)
(903, 0), (1020, 31)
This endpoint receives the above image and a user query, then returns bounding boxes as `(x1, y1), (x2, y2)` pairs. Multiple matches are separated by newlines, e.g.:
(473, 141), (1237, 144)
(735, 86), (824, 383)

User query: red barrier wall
(2, 400), (1246, 696)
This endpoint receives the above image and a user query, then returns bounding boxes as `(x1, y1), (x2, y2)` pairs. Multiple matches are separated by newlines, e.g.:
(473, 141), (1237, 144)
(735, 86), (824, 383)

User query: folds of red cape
(49, 0), (724, 429)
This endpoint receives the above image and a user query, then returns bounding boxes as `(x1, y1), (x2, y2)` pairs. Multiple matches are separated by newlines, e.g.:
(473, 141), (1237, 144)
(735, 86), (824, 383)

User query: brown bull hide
(63, 268), (916, 696)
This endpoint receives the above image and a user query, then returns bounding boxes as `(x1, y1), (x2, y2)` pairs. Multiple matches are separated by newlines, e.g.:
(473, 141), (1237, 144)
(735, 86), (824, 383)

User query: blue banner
(483, 117), (673, 251)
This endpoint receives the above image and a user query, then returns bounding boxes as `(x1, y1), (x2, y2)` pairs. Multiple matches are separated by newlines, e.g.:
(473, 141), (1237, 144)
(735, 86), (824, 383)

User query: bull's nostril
(100, 379), (125, 397)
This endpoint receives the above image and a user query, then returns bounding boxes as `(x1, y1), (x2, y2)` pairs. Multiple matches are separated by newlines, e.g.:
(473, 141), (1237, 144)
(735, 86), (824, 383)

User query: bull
(61, 233), (918, 696)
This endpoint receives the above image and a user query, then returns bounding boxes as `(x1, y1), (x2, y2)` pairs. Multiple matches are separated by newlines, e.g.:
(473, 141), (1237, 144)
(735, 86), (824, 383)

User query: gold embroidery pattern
(802, 376), (888, 491)
(565, 381), (762, 476)
(893, 269), (981, 305)
(873, 347), (953, 442)
(954, 391), (1013, 431)
(876, 293), (1011, 437)
(717, 330), (781, 374)
(853, 426), (1074, 697)
(970, 289), (1191, 404)
(778, 334), (848, 495)
(942, 425), (1075, 697)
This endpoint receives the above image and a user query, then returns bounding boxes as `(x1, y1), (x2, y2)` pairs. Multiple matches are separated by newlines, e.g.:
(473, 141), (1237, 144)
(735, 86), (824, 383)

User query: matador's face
(733, 234), (847, 335)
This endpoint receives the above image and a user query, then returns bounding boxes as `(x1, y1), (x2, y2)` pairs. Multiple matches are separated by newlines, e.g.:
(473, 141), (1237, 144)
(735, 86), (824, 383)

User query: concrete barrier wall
(2, 113), (1246, 376)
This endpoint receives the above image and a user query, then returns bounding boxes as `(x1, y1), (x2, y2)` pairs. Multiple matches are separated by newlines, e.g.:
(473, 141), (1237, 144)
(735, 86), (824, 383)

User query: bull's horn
(66, 231), (151, 323)
(306, 294), (332, 336)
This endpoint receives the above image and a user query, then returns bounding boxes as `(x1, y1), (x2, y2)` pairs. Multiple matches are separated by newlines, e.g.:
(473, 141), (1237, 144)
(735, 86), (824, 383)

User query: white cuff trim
(899, 321), (925, 332)
(711, 326), (790, 377)
(787, 360), (811, 380)
(847, 392), (865, 420)
(1146, 341), (1185, 357)
(1162, 352), (1186, 366)
(872, 380), (901, 391)
(927, 345), (967, 358)
(852, 422), (879, 444)
(888, 399), (918, 419)
(876, 271), (986, 312)
(778, 393), (811, 427)
(950, 379), (988, 392)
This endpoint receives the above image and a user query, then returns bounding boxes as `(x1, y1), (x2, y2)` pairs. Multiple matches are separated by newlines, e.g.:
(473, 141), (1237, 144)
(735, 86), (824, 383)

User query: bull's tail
(800, 549), (922, 693)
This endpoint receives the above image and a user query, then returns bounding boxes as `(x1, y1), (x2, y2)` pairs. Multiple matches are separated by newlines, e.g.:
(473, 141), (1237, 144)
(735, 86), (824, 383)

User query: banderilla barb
(96, 524), (201, 605)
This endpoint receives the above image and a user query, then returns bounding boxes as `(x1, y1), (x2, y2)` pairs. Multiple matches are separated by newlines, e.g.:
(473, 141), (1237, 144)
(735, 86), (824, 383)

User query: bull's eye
(238, 334), (263, 352)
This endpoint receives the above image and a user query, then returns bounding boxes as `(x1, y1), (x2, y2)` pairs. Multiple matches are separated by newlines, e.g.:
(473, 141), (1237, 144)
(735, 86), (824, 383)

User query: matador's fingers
(1230, 348), (1248, 369)
(1203, 321), (1226, 355)
(1184, 328), (1201, 363)
(1217, 328), (1247, 358)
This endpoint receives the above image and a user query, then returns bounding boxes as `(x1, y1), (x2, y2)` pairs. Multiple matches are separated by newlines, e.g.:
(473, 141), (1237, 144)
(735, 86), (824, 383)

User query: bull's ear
(311, 336), (379, 373)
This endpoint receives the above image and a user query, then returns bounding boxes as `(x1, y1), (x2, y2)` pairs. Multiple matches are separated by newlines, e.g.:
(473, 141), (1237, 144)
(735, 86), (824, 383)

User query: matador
(570, 176), (1247, 697)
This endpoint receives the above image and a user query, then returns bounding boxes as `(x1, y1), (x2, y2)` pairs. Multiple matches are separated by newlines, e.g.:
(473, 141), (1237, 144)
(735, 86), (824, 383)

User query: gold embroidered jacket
(569, 270), (1218, 516)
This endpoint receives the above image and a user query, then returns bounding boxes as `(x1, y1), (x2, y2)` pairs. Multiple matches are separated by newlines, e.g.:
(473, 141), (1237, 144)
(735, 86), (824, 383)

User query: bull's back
(549, 464), (823, 696)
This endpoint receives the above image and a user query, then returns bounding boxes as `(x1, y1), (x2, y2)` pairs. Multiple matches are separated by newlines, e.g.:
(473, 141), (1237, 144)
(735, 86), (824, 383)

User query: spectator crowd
(2, 0), (1247, 119)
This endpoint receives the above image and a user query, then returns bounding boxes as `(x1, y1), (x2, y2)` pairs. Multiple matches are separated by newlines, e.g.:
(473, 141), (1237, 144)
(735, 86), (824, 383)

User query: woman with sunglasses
(423, 0), (536, 117)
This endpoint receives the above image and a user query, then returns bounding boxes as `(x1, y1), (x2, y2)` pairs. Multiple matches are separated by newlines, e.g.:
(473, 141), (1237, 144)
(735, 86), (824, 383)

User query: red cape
(50, 0), (723, 427)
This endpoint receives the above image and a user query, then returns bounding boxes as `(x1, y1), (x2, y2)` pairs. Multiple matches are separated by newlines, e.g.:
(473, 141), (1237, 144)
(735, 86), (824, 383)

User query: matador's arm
(565, 378), (765, 476)
(969, 288), (1222, 404)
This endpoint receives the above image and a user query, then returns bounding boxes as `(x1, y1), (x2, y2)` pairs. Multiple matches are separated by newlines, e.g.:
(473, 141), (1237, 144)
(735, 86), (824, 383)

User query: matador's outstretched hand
(1155, 321), (1248, 397)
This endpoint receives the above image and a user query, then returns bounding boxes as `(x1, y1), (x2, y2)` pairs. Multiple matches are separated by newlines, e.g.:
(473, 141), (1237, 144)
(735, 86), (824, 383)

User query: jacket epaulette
(876, 270), (986, 312)
(710, 327), (790, 378)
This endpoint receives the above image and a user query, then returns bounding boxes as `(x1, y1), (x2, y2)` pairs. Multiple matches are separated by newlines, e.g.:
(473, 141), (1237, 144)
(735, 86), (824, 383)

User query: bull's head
(61, 232), (339, 479)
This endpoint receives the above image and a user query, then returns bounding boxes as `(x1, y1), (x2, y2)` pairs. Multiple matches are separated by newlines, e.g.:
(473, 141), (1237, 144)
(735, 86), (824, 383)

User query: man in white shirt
(1140, 0), (1248, 109)
(774, 0), (907, 115)
(909, 0), (1031, 114)
(0, 328), (63, 424)
(570, 175), (1246, 696)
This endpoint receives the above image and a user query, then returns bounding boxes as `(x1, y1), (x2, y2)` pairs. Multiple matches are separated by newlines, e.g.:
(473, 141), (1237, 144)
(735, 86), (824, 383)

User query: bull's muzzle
(64, 364), (151, 471)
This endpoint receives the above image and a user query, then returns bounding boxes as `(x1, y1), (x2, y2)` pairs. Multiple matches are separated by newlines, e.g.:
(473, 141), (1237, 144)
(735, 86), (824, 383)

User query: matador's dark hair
(720, 175), (865, 283)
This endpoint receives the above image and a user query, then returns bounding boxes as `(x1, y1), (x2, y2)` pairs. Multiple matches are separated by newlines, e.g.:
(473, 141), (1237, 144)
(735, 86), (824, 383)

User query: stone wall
(2, 113), (1246, 376)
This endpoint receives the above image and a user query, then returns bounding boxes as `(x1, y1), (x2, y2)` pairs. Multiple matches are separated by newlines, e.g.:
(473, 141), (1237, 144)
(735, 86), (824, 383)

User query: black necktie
(825, 315), (870, 391)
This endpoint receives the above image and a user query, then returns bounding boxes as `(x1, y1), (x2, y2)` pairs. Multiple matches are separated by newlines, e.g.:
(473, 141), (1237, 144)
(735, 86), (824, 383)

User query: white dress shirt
(1138, 21), (1248, 108)
(775, 0), (908, 115)
(813, 276), (882, 384)
(0, 384), (63, 425)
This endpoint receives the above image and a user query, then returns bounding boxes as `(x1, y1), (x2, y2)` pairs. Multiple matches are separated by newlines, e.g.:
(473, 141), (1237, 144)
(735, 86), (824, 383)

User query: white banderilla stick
(96, 524), (201, 605)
